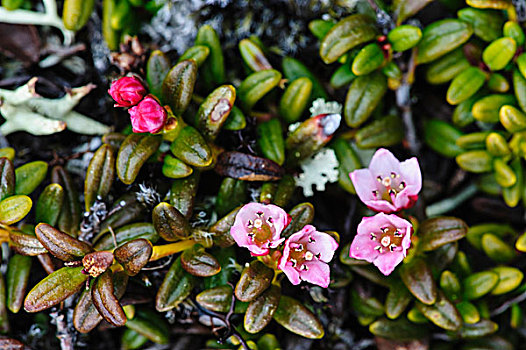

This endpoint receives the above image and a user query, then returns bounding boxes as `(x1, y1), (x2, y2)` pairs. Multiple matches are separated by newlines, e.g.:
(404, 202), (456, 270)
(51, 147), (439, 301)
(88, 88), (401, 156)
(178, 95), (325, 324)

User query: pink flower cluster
(349, 148), (421, 276)
(230, 203), (338, 288)
(108, 76), (167, 134)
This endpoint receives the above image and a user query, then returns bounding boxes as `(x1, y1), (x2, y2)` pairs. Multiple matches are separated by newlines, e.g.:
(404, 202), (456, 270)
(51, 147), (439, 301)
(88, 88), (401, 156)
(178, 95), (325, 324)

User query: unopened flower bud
(108, 76), (147, 107)
(128, 95), (167, 133)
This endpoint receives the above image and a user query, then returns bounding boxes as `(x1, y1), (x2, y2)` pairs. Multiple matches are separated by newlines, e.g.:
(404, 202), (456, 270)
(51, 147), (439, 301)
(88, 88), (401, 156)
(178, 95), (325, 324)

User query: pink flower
(278, 225), (338, 288)
(230, 203), (290, 256)
(350, 213), (412, 276)
(128, 95), (167, 133)
(108, 76), (147, 107)
(350, 148), (421, 213)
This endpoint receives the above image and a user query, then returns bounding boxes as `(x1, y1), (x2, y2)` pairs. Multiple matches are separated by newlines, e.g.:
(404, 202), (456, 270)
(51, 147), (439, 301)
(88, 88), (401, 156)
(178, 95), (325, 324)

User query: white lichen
(295, 148), (339, 197)
(309, 98), (342, 117)
(0, 78), (110, 136)
(0, 0), (74, 45)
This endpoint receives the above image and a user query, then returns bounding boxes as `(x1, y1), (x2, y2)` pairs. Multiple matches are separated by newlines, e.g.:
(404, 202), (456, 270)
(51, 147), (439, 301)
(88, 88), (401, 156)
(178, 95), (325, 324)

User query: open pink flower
(230, 203), (290, 256)
(128, 95), (167, 133)
(279, 225), (338, 288)
(350, 148), (421, 213)
(350, 213), (412, 276)
(108, 76), (147, 107)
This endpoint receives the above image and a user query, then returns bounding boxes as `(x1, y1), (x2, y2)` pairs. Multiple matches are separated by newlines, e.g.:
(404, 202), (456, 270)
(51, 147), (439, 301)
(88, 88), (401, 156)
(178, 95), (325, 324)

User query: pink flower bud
(350, 213), (412, 276)
(279, 225), (338, 288)
(230, 203), (290, 256)
(350, 148), (422, 213)
(128, 95), (167, 133)
(108, 76), (147, 107)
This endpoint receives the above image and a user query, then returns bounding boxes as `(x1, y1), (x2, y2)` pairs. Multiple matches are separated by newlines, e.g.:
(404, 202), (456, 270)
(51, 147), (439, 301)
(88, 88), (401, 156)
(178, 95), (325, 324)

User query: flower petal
(280, 259), (301, 285)
(350, 168), (377, 204)
(364, 199), (398, 213)
(373, 251), (405, 276)
(301, 261), (331, 288)
(399, 157), (422, 194)
(368, 148), (402, 178)
(350, 234), (379, 262)
(306, 229), (339, 263)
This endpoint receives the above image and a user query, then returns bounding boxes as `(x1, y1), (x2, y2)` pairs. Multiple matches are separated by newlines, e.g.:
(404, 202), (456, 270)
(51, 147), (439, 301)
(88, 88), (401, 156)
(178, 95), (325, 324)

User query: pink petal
(402, 226), (412, 250)
(350, 234), (379, 262)
(356, 213), (390, 235)
(306, 229), (339, 263)
(399, 157), (422, 194)
(384, 213), (412, 229)
(364, 199), (398, 213)
(280, 259), (301, 285)
(373, 251), (405, 276)
(301, 261), (331, 288)
(248, 245), (270, 256)
(350, 168), (377, 203)
(368, 148), (401, 178)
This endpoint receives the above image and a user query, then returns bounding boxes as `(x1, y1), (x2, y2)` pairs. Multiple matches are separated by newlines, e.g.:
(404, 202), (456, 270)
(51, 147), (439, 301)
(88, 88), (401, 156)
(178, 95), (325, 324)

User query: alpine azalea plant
(349, 148), (422, 275)
(230, 203), (338, 288)
(279, 225), (338, 288)
(349, 148), (421, 213)
(230, 203), (289, 256)
(350, 213), (413, 275)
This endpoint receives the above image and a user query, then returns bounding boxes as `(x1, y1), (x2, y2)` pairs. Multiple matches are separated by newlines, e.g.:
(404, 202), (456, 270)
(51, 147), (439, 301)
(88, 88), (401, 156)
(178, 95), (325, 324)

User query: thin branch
(491, 289), (526, 316)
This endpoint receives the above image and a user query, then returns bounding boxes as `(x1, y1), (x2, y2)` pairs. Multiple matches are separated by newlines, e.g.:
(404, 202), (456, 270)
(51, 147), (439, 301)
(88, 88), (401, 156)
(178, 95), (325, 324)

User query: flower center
(288, 238), (320, 271)
(247, 211), (275, 246)
(371, 172), (406, 203)
(370, 226), (404, 254)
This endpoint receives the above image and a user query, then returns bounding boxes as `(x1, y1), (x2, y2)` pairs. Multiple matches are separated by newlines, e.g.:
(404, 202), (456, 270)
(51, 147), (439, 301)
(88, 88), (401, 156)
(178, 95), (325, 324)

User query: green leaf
(482, 37), (516, 71)
(162, 60), (197, 115)
(235, 260), (274, 302)
(447, 67), (487, 105)
(195, 85), (236, 141)
(146, 50), (171, 98)
(238, 69), (282, 111)
(257, 119), (285, 166)
(417, 19), (473, 64)
(344, 71), (387, 127)
(424, 120), (464, 158)
(273, 295), (324, 339)
(463, 271), (499, 300)
(244, 285), (281, 333)
(319, 14), (377, 64)
(195, 25), (225, 86)
(36, 184), (64, 226)
(155, 257), (196, 312)
(169, 125), (212, 168)
(419, 217), (468, 251)
(415, 291), (463, 331)
(0, 195), (32, 225)
(279, 77), (312, 124)
(400, 257), (437, 305)
(388, 25), (422, 51)
(490, 266), (523, 295)
(15, 161), (48, 195)
(24, 266), (88, 312)
(0, 157), (14, 202)
(84, 144), (115, 211)
(116, 133), (162, 185)
(6, 254), (31, 313)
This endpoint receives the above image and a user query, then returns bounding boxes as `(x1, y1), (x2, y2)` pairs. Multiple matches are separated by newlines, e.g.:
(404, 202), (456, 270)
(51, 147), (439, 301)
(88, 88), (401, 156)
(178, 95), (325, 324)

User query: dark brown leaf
(215, 151), (284, 181)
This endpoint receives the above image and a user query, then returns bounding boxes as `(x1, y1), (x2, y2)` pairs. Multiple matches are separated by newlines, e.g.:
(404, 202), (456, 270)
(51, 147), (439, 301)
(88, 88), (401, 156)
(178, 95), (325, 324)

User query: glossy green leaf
(24, 266), (88, 312)
(116, 133), (162, 185)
